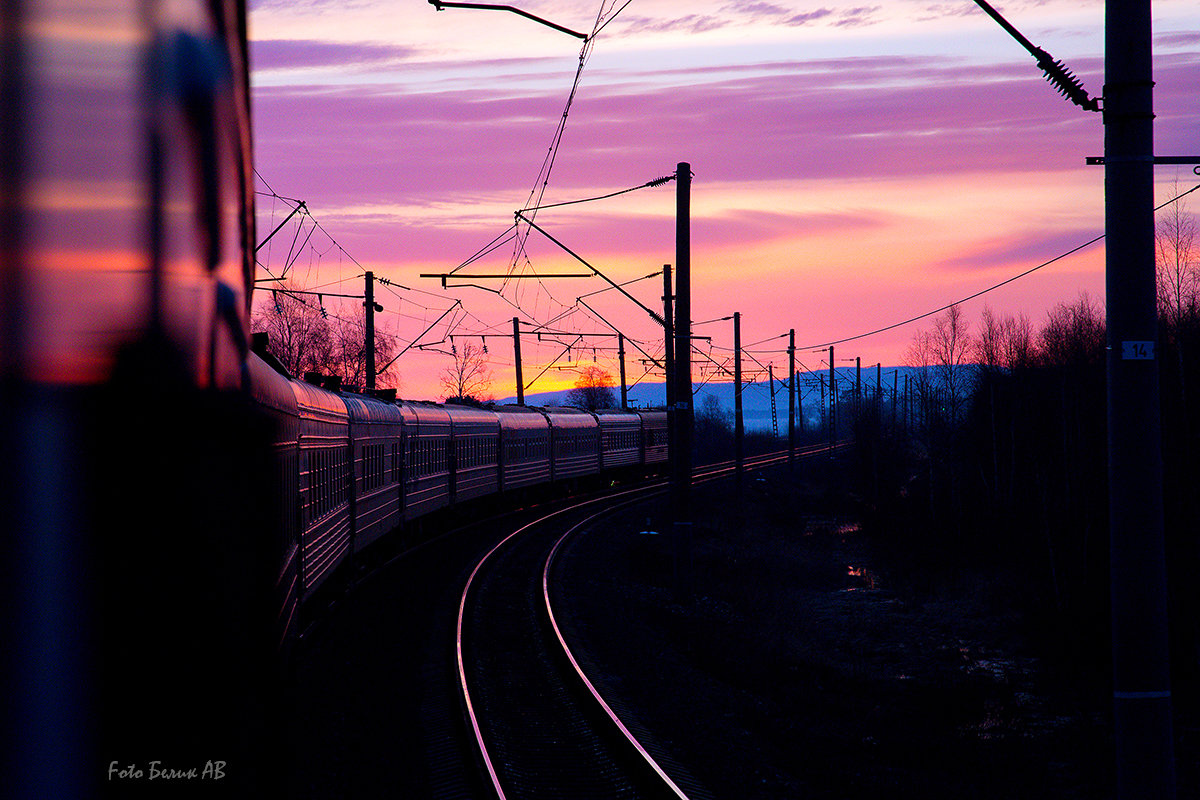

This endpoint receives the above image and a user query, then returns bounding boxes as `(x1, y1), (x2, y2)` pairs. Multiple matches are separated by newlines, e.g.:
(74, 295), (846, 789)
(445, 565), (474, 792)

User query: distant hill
(496, 367), (931, 433)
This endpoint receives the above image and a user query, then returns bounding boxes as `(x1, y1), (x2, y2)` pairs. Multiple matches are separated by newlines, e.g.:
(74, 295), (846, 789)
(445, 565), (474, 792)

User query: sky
(247, 0), (1200, 403)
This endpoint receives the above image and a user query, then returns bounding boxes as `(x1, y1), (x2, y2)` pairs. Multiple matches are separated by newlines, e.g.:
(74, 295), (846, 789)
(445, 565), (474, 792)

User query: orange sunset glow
(246, 0), (1198, 401)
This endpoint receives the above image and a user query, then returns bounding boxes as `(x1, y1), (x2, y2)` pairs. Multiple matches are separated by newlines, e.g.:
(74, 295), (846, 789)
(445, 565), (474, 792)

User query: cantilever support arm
(577, 298), (663, 371)
(427, 0), (589, 40)
(516, 211), (666, 327)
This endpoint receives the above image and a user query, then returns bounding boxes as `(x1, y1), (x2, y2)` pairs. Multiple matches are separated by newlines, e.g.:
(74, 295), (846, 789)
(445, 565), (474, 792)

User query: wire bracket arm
(427, 0), (589, 40)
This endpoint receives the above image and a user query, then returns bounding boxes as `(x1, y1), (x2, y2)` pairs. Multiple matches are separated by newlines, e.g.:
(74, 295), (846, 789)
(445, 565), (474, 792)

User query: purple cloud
(783, 8), (836, 26)
(721, 1), (795, 16)
(252, 50), (1197, 272)
(932, 229), (1105, 273)
(251, 39), (418, 71)
(831, 6), (882, 27)
(619, 14), (731, 35)
(1156, 31), (1200, 49)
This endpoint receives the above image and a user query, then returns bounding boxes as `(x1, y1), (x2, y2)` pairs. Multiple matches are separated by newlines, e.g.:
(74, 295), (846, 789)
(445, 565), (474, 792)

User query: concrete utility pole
(788, 329), (796, 463)
(618, 332), (628, 409)
(365, 271), (376, 389)
(663, 264), (675, 455)
(672, 163), (693, 602)
(828, 346), (835, 455)
(769, 364), (778, 436)
(734, 311), (744, 485)
(512, 317), (524, 405)
(819, 375), (826, 432)
(1105, 0), (1176, 794)
(855, 356), (861, 416)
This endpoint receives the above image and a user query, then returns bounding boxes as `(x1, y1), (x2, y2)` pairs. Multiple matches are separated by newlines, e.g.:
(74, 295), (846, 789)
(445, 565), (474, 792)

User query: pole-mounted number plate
(1122, 341), (1155, 360)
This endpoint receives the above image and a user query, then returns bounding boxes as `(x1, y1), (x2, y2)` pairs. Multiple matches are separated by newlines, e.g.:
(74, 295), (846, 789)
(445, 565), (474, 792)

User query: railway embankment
(554, 458), (1199, 798)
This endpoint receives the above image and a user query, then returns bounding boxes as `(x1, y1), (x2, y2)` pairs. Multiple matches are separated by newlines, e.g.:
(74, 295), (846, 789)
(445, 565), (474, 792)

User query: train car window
(316, 450), (325, 519)
(314, 450), (324, 519)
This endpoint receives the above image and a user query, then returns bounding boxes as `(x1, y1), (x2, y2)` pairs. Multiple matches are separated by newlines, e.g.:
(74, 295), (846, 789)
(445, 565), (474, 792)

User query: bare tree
(252, 285), (399, 389)
(252, 287), (329, 377)
(1038, 293), (1105, 368)
(1155, 184), (1197, 437)
(1156, 181), (1198, 329)
(930, 304), (973, 424)
(975, 306), (1035, 372)
(564, 365), (617, 410)
(440, 342), (493, 402)
(975, 306), (1004, 372)
(326, 303), (399, 390)
(999, 312), (1035, 370)
(904, 325), (937, 431)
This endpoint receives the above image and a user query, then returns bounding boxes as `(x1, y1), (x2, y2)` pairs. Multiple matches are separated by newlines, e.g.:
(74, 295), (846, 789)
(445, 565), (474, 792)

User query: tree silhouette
(1156, 181), (1198, 329)
(440, 341), (493, 402)
(252, 284), (399, 389)
(564, 365), (617, 410)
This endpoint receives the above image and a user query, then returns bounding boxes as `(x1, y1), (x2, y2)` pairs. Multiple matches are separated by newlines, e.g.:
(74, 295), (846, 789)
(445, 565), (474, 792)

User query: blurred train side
(4, 0), (265, 796)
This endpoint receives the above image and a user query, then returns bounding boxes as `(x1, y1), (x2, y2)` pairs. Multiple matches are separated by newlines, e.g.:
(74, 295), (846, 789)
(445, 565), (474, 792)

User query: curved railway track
(456, 445), (839, 799)
(288, 444), (845, 797)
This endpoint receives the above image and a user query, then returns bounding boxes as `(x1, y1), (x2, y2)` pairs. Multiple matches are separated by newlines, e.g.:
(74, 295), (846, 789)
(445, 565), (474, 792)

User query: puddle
(844, 565), (878, 591)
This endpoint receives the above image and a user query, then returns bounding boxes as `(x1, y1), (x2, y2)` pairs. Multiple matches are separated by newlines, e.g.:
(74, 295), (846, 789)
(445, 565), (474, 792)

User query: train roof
(540, 406), (599, 428)
(341, 390), (407, 424)
(397, 400), (452, 425)
(247, 352), (298, 415)
(290, 376), (349, 420)
(493, 404), (551, 431)
(591, 408), (640, 425)
(443, 403), (501, 429)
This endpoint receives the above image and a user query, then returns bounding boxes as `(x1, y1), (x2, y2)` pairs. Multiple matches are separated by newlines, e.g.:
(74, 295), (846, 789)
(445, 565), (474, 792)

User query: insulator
(1037, 55), (1099, 112)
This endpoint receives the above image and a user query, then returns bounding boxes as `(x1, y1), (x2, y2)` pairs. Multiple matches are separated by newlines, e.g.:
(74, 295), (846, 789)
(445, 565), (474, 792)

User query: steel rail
(541, 496), (687, 799)
(457, 440), (846, 798)
(537, 442), (845, 797)
(455, 481), (671, 799)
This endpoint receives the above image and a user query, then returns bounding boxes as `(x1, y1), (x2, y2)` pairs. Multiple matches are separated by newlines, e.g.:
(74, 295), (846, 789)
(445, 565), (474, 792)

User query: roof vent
(251, 331), (270, 355)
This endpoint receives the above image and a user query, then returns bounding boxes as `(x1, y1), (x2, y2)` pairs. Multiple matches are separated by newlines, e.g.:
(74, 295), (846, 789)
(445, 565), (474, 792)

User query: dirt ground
(555, 461), (1198, 798)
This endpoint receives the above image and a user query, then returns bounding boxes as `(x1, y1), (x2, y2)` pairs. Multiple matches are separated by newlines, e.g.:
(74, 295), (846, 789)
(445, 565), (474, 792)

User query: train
(249, 336), (668, 647)
(2, 0), (669, 794)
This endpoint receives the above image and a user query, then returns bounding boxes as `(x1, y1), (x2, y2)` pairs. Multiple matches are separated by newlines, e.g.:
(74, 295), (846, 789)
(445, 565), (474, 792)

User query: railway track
(288, 444), (846, 796)
(455, 444), (840, 799)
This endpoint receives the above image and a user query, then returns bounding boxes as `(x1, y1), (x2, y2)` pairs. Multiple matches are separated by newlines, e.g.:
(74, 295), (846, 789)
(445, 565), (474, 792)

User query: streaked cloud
(251, 39), (418, 71)
(932, 229), (1105, 273)
(618, 14), (731, 35)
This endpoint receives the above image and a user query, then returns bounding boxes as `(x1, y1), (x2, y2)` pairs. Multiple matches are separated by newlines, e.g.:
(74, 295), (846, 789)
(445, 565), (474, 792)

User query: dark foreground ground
(555, 460), (1199, 798)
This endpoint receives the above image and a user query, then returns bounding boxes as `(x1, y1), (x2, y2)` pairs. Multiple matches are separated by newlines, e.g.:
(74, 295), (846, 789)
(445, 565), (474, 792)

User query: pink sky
(248, 0), (1200, 401)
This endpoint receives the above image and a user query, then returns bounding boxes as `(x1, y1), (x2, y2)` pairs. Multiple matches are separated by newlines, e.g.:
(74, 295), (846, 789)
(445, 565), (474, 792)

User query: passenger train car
(250, 338), (668, 649)
(2, 0), (667, 793)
